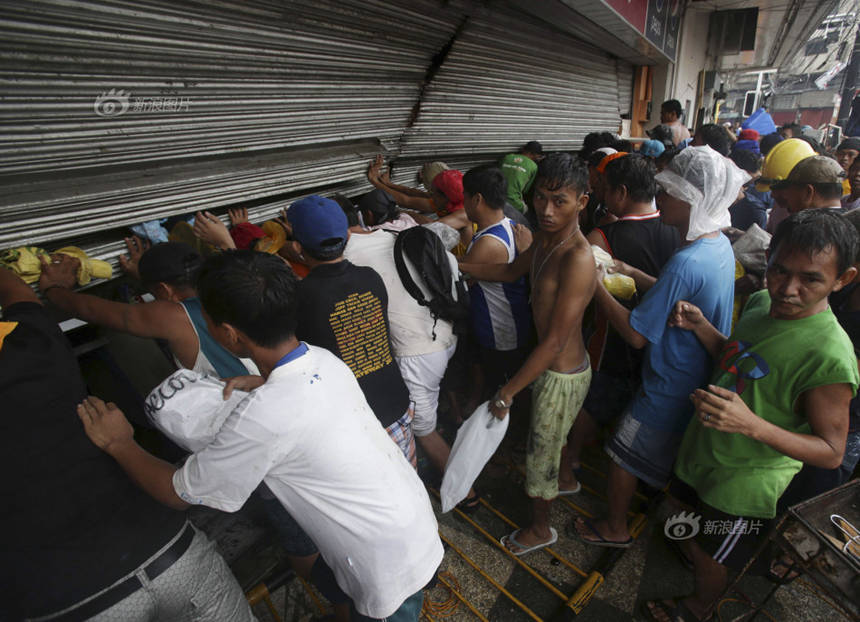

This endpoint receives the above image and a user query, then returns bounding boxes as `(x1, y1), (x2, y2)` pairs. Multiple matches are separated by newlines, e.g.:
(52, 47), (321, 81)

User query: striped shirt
(467, 218), (531, 351)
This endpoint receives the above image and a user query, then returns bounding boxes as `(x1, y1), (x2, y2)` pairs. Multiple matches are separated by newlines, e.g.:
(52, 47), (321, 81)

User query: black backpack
(392, 226), (470, 339)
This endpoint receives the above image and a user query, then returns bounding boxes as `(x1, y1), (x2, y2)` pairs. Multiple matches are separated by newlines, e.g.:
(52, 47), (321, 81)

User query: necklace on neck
(530, 225), (580, 301)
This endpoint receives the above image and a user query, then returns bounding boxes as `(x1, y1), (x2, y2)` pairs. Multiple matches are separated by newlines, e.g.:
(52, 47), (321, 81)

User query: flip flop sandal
(456, 492), (481, 515)
(500, 527), (559, 557)
(568, 518), (633, 548)
(557, 481), (582, 496)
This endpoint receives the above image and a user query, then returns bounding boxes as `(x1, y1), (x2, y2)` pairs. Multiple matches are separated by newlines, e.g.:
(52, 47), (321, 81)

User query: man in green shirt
(498, 141), (542, 214)
(641, 209), (860, 622)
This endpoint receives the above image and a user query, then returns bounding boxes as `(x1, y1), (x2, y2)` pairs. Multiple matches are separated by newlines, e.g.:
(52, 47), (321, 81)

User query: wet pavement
(230, 434), (848, 622)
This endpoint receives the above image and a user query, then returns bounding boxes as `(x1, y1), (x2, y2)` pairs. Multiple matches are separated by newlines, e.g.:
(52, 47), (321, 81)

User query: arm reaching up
(118, 236), (150, 281)
(193, 211), (236, 251)
(367, 157), (435, 212)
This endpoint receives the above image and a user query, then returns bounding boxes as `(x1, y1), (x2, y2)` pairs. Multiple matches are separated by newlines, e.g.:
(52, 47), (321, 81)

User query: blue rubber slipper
(568, 518), (633, 548)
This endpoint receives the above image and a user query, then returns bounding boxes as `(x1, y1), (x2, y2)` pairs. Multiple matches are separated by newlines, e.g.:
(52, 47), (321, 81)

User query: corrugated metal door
(1, 0), (630, 273)
(617, 59), (634, 118)
(396, 8), (623, 174)
(0, 0), (466, 254)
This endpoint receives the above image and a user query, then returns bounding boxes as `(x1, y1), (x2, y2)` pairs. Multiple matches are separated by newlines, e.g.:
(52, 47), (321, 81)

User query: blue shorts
(581, 370), (637, 425)
(349, 589), (424, 622)
(605, 409), (684, 488)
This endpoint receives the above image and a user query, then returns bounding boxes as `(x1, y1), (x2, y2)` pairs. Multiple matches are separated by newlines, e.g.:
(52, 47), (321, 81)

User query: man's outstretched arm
(367, 157), (434, 212)
(593, 272), (648, 349)
(459, 238), (535, 283)
(368, 175), (434, 212)
(39, 254), (186, 341)
(668, 300), (727, 359)
(78, 396), (190, 510)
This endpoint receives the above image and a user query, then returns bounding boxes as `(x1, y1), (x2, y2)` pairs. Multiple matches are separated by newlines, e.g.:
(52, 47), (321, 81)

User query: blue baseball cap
(639, 139), (665, 158)
(288, 195), (348, 252)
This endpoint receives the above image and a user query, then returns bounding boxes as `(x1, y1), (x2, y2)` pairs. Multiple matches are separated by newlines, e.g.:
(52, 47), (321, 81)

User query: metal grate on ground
(418, 444), (656, 622)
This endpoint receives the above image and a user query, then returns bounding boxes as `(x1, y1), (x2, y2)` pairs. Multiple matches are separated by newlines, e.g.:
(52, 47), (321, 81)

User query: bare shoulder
(558, 238), (595, 276)
(147, 299), (188, 317)
(135, 299), (192, 334)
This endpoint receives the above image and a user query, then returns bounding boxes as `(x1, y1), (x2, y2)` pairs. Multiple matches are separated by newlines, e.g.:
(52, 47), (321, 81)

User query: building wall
(647, 5), (713, 132)
(673, 6), (714, 128)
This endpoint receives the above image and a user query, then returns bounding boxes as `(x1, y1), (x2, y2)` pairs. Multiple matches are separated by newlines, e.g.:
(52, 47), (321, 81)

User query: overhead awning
(516, 0), (682, 65)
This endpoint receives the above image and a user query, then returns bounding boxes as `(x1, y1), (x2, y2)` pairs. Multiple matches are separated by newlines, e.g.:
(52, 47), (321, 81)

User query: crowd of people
(3, 100), (860, 622)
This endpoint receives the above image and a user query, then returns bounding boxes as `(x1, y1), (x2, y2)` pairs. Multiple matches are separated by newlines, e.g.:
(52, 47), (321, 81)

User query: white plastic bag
(144, 369), (248, 452)
(440, 401), (508, 512)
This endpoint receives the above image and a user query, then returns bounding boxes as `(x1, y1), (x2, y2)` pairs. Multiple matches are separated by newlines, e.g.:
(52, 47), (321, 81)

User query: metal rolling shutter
(1, 0), (628, 279)
(395, 7), (623, 174)
(617, 59), (634, 118)
(0, 0), (465, 261)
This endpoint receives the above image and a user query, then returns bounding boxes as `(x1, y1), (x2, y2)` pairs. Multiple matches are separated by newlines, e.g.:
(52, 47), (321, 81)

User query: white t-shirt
(345, 230), (458, 357)
(173, 345), (443, 618)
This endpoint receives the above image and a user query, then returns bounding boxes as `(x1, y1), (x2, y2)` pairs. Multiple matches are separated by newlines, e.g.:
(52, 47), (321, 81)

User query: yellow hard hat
(757, 138), (816, 192)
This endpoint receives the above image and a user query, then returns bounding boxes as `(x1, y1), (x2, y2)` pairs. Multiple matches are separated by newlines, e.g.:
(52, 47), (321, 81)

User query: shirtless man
(460, 152), (596, 555)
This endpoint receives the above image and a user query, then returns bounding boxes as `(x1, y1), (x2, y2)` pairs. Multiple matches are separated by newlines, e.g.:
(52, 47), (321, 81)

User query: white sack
(144, 369), (248, 452)
(440, 402), (508, 513)
(732, 223), (771, 275)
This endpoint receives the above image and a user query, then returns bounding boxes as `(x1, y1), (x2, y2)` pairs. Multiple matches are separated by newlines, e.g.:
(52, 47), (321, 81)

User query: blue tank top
(180, 297), (250, 378)
(467, 218), (531, 351)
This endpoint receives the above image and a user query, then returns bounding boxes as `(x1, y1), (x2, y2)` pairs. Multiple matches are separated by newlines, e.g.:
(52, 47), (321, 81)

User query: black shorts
(670, 479), (774, 571)
(466, 336), (528, 397)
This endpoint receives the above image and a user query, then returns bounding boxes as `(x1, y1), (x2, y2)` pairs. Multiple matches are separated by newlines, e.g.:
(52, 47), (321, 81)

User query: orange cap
(597, 152), (628, 174)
